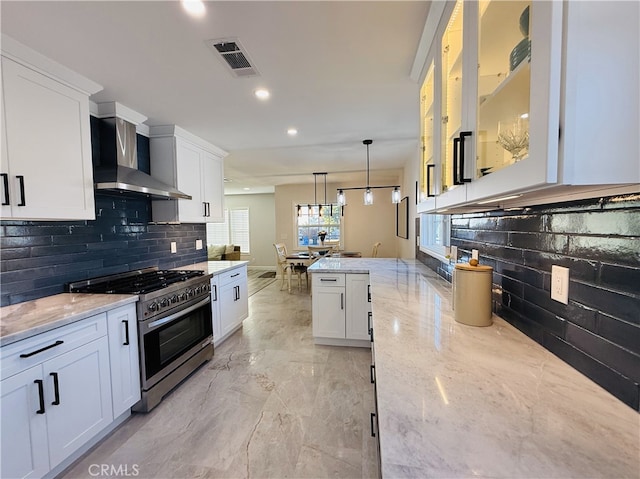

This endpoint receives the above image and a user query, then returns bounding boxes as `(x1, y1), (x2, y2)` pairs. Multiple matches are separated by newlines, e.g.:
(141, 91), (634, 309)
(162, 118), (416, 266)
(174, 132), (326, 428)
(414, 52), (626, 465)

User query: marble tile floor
(61, 281), (378, 479)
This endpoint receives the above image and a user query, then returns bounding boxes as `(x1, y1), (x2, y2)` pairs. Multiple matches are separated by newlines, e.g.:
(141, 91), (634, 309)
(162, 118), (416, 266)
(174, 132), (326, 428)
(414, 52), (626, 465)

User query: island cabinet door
(345, 274), (371, 341)
(312, 277), (346, 339)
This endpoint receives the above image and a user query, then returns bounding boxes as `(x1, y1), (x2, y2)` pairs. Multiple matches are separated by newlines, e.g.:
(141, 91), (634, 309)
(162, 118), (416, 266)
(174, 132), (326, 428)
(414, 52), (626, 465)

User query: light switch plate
(471, 249), (479, 260)
(195, 239), (203, 250)
(551, 265), (569, 304)
(171, 241), (177, 254)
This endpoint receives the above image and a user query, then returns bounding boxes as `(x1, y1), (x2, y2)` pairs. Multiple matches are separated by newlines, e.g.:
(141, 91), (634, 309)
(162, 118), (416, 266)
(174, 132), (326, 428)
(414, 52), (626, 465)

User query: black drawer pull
(34, 379), (45, 414)
(320, 278), (337, 282)
(16, 175), (26, 206)
(426, 164), (435, 197)
(50, 372), (60, 405)
(368, 312), (372, 331)
(20, 340), (64, 358)
(367, 284), (371, 302)
(370, 412), (377, 437)
(231, 273), (240, 277)
(123, 320), (130, 346)
(369, 327), (374, 343)
(212, 284), (218, 301)
(1, 173), (9, 205)
(370, 364), (376, 384)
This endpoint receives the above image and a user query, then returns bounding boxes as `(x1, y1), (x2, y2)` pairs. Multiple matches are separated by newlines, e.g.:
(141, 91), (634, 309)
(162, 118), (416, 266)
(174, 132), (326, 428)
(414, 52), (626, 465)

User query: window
(206, 208), (250, 253)
(296, 204), (341, 247)
(420, 213), (450, 261)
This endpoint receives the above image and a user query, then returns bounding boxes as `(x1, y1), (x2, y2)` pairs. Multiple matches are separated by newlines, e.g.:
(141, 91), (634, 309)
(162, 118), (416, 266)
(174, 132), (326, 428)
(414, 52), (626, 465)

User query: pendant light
(296, 173), (330, 218)
(336, 139), (402, 207)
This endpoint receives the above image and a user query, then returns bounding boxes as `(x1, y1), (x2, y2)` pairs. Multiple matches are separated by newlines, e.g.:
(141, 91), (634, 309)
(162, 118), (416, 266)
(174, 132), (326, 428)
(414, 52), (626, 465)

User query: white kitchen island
(308, 257), (639, 478)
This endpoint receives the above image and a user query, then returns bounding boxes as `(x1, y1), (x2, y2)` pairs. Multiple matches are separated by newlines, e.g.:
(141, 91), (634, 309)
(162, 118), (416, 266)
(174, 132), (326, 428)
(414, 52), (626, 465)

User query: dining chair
(274, 243), (308, 292)
(371, 242), (381, 258)
(273, 243), (292, 291)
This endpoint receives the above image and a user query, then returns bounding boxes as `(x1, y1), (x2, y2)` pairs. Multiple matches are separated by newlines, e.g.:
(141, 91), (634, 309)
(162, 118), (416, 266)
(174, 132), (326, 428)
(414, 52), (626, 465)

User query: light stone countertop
(0, 294), (138, 347)
(0, 262), (248, 347)
(309, 257), (640, 478)
(178, 260), (249, 275)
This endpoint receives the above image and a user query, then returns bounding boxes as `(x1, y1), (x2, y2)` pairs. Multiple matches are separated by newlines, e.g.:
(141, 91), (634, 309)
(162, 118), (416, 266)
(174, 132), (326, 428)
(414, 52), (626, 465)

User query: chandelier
(296, 172), (336, 217)
(336, 139), (401, 206)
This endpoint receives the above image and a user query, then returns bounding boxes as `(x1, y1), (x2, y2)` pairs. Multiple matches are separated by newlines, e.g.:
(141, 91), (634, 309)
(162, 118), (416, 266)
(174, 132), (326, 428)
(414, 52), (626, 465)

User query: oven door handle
(147, 297), (211, 330)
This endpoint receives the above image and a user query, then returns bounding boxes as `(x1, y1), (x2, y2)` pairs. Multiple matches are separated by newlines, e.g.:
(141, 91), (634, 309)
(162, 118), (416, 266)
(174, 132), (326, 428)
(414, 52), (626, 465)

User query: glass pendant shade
(364, 188), (374, 205)
(337, 189), (346, 206)
(391, 187), (401, 204)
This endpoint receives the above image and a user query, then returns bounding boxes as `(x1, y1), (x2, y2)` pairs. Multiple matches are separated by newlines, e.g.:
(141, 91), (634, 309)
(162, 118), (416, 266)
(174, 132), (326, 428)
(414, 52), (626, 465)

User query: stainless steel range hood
(94, 116), (191, 200)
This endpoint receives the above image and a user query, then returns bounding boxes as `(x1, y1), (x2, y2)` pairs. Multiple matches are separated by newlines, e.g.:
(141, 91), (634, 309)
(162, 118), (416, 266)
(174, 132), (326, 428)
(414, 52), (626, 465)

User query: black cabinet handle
(1, 173), (9, 205)
(340, 293), (344, 310)
(212, 284), (217, 301)
(368, 311), (372, 332)
(16, 175), (26, 206)
(370, 412), (377, 437)
(123, 320), (130, 346)
(426, 164), (435, 197)
(202, 202), (207, 217)
(34, 380), (45, 414)
(231, 273), (240, 278)
(367, 284), (371, 302)
(207, 203), (211, 217)
(369, 326), (374, 343)
(458, 131), (472, 184)
(320, 278), (337, 282)
(370, 364), (376, 384)
(50, 372), (60, 405)
(20, 340), (64, 358)
(453, 137), (461, 185)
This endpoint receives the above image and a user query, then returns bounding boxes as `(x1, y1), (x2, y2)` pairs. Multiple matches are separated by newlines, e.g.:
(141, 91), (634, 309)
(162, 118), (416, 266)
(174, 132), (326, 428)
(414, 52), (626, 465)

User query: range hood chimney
(93, 103), (191, 200)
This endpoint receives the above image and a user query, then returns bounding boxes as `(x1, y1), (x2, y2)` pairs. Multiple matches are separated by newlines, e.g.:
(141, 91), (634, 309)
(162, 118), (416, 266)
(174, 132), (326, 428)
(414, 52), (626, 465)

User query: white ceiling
(0, 1), (430, 195)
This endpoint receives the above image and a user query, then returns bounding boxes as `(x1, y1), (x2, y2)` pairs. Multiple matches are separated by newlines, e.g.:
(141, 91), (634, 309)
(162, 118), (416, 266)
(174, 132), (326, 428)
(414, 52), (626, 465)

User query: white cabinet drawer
(218, 266), (247, 287)
(312, 273), (345, 287)
(1, 313), (107, 380)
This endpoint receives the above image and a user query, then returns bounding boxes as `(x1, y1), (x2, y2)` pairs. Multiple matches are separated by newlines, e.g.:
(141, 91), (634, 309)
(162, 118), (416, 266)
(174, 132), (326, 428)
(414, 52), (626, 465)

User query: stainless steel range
(67, 267), (213, 412)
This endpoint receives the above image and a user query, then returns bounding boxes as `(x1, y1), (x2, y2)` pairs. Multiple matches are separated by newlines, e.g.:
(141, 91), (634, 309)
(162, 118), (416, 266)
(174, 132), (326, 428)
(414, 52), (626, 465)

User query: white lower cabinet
(211, 265), (249, 347)
(312, 273), (371, 347)
(0, 314), (113, 478)
(1, 365), (49, 479)
(106, 304), (141, 418)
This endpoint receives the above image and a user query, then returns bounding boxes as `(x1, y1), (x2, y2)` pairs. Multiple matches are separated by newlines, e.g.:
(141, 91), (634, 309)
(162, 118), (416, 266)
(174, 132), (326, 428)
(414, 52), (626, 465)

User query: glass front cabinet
(416, 0), (640, 213)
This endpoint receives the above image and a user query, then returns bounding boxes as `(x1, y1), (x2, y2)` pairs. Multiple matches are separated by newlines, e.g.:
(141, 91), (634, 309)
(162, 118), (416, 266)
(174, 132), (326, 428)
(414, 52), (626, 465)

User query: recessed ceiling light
(181, 0), (205, 17)
(287, 128), (298, 136)
(243, 187), (251, 191)
(254, 88), (270, 100)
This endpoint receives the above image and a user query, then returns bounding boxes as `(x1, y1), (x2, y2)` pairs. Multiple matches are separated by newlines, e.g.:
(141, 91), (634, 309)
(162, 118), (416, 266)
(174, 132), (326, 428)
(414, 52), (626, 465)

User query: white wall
(223, 193), (275, 268)
(397, 144), (421, 259)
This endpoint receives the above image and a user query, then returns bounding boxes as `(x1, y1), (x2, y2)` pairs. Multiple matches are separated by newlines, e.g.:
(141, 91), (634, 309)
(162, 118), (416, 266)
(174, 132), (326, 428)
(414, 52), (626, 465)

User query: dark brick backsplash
(418, 193), (640, 411)
(0, 192), (207, 306)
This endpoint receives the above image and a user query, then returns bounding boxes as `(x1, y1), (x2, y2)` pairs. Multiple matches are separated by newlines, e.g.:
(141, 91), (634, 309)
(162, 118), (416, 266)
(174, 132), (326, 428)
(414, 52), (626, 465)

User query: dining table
(284, 251), (362, 292)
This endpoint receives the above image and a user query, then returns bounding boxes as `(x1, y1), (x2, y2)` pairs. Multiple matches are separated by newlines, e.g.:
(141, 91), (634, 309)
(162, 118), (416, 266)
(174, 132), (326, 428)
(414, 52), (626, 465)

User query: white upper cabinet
(149, 125), (227, 223)
(416, 1), (639, 213)
(1, 35), (102, 220)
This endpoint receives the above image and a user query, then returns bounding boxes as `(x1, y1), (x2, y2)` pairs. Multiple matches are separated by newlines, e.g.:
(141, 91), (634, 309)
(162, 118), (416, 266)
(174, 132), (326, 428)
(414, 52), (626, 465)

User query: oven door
(139, 296), (213, 390)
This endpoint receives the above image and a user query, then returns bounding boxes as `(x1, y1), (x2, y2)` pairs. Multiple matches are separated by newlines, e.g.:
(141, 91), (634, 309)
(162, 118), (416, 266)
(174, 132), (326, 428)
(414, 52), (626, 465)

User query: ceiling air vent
(207, 38), (259, 77)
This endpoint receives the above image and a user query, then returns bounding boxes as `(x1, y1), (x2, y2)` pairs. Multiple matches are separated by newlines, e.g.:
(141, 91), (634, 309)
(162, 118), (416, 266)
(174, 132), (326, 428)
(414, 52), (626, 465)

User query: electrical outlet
(170, 241), (177, 254)
(195, 239), (203, 250)
(471, 249), (479, 260)
(551, 265), (569, 304)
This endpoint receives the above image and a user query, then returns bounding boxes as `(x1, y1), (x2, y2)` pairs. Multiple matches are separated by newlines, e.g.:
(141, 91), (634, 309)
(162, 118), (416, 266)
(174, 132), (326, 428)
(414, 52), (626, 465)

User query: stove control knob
(178, 293), (186, 301)
(160, 298), (168, 308)
(187, 288), (194, 297)
(194, 286), (202, 294)
(203, 283), (209, 292)
(148, 302), (158, 312)
(171, 295), (178, 304)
